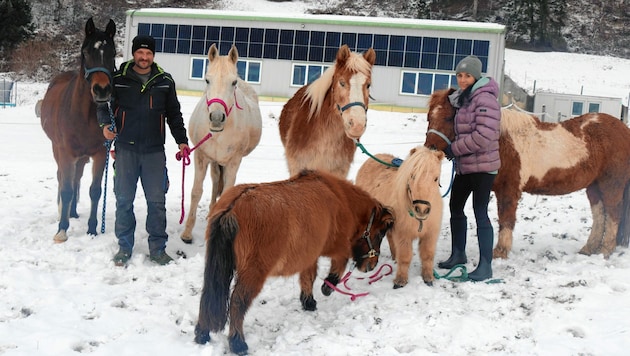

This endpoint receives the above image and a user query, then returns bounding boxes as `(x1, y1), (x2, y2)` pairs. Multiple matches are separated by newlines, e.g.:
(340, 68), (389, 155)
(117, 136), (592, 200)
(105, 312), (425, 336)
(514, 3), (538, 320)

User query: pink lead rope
(176, 132), (213, 224)
(324, 263), (393, 301)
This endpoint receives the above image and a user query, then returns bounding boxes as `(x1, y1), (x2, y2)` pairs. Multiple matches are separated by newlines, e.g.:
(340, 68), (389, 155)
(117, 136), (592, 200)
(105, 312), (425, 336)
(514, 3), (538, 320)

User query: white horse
(181, 44), (262, 243)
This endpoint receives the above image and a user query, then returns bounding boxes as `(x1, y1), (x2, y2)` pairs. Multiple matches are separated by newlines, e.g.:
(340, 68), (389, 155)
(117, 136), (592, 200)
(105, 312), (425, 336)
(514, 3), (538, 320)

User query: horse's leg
(579, 185), (605, 256)
(71, 157), (89, 219)
(209, 161), (222, 207)
(418, 230), (438, 286)
(228, 271), (265, 355)
(321, 257), (348, 296)
(54, 153), (77, 242)
(181, 153), (209, 242)
(220, 159), (243, 200)
(392, 232), (413, 289)
(87, 151), (106, 235)
(387, 234), (397, 260)
(299, 262), (318, 311)
(493, 187), (522, 259)
(581, 182), (622, 258)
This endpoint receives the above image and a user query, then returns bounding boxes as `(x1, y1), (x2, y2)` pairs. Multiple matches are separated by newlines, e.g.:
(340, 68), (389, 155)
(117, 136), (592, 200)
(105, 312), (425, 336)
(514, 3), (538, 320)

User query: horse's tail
(197, 210), (238, 332)
(617, 180), (630, 247)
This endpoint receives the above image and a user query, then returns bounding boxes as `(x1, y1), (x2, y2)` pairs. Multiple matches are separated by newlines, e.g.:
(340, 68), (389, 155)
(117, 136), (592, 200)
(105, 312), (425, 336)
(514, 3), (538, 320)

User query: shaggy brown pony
(194, 170), (394, 355)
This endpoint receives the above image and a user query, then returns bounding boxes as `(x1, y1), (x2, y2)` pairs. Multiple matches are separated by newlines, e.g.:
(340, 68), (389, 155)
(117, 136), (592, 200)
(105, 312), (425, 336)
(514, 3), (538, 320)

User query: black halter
(360, 208), (378, 259)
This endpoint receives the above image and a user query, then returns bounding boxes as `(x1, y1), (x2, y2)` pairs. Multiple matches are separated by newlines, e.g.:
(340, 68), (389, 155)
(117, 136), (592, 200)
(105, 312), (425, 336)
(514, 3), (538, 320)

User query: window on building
(572, 101), (584, 116)
(189, 57), (261, 84)
(139, 22), (491, 70)
(291, 63), (330, 86)
(400, 71), (457, 96)
(588, 102), (600, 113)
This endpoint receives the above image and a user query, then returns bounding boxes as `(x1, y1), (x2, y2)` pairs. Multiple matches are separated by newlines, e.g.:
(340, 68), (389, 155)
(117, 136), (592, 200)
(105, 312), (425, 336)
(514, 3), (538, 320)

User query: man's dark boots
(468, 226), (494, 281)
(438, 217), (468, 269)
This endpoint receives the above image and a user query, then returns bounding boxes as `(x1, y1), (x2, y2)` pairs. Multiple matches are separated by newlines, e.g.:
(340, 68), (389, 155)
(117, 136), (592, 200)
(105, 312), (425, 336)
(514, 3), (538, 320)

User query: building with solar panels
(123, 8), (506, 110)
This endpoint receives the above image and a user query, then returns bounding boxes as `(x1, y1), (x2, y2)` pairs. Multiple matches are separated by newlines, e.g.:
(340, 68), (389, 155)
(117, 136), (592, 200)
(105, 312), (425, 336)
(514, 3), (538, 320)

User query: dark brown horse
(278, 45), (376, 178)
(40, 18), (116, 242)
(194, 170), (394, 355)
(425, 88), (630, 259)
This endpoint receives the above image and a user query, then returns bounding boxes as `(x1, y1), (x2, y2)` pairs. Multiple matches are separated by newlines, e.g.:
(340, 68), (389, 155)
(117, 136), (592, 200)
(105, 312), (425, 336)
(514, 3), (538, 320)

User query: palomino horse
(425, 88), (630, 258)
(279, 44), (376, 178)
(181, 44), (262, 243)
(194, 170), (394, 355)
(356, 146), (445, 288)
(39, 18), (116, 242)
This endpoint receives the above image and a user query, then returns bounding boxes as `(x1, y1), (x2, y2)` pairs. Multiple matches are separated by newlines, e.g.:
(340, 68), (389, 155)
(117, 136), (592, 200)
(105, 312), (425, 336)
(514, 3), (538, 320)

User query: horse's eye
(339, 80), (346, 87)
(367, 83), (371, 89)
(434, 177), (438, 182)
(232, 80), (237, 86)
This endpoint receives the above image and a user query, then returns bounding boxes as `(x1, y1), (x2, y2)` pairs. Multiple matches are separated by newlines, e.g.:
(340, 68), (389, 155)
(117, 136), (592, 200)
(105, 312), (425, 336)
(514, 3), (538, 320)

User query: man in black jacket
(98, 35), (190, 266)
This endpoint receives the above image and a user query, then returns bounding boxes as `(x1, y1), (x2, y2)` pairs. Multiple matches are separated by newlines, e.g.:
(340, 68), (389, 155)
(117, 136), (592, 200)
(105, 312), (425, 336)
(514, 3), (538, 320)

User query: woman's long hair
(457, 79), (477, 107)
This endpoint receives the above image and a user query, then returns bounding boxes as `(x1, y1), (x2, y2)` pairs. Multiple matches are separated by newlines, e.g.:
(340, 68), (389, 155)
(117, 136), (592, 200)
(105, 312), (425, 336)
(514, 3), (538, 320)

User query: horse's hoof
(229, 335), (248, 355)
(424, 280), (434, 287)
(53, 231), (68, 243)
(578, 246), (593, 256)
(194, 325), (210, 344)
(300, 292), (317, 311)
(321, 282), (333, 296)
(393, 277), (407, 289)
(181, 236), (193, 244)
(492, 248), (509, 259)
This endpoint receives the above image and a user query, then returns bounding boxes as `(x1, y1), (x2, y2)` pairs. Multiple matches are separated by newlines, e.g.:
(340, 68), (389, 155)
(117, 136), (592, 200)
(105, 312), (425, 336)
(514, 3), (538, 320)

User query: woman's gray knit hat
(456, 55), (482, 80)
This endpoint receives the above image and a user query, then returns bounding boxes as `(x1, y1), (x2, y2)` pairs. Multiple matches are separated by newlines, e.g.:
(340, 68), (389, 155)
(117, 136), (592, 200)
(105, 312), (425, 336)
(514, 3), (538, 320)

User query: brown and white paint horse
(279, 44), (376, 178)
(425, 88), (630, 258)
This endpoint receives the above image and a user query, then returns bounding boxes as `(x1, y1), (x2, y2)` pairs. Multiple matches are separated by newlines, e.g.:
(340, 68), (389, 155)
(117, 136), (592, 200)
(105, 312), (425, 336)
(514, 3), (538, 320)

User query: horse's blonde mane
(500, 108), (540, 135)
(303, 51), (372, 119)
(395, 146), (439, 186)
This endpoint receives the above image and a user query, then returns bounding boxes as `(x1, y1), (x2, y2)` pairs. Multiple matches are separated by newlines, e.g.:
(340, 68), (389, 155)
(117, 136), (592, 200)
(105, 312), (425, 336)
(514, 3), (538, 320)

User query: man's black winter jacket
(97, 60), (188, 153)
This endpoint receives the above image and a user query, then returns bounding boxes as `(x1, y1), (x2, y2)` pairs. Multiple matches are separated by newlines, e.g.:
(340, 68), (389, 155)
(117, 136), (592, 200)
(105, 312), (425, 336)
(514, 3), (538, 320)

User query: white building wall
(124, 8), (506, 109)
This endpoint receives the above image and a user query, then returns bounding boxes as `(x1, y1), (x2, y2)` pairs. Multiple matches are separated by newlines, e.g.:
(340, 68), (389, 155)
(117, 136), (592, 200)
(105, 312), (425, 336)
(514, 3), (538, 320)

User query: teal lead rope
(354, 139), (402, 168)
(433, 265), (504, 284)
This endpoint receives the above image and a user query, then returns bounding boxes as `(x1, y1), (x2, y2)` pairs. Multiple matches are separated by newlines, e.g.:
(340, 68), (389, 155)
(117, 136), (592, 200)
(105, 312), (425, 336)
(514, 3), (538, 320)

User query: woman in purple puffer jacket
(438, 55), (501, 282)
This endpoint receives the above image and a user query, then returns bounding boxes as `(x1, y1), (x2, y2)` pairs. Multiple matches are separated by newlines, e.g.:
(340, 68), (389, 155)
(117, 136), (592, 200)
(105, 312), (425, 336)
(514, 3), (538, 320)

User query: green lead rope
(433, 265), (504, 284)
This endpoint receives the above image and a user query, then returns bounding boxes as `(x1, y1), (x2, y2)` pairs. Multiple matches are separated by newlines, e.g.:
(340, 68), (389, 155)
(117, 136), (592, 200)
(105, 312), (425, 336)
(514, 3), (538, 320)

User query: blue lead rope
(100, 103), (116, 234)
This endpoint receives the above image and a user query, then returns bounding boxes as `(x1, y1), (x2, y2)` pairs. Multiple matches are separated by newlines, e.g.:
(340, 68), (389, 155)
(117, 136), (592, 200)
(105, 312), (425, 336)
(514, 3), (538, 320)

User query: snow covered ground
(1, 2), (630, 355)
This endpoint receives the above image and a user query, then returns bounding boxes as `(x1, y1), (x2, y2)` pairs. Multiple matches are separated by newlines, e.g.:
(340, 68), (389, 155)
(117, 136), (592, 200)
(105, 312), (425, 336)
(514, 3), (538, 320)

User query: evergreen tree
(0, 0), (34, 53)
(503, 0), (566, 50)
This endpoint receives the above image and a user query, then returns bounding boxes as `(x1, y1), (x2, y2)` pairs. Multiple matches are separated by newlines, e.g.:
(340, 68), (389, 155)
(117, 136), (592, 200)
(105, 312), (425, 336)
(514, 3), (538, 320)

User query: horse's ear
(363, 48), (376, 66)
(335, 44), (351, 67)
(228, 45), (239, 64)
(106, 19), (116, 39)
(382, 206), (396, 227)
(409, 147), (417, 156)
(85, 17), (95, 36)
(208, 43), (218, 61)
(434, 150), (446, 161)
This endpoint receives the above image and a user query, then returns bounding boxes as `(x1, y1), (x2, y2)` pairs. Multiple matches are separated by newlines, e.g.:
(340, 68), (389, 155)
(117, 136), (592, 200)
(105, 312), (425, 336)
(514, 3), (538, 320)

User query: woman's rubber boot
(468, 226), (494, 281)
(438, 217), (468, 269)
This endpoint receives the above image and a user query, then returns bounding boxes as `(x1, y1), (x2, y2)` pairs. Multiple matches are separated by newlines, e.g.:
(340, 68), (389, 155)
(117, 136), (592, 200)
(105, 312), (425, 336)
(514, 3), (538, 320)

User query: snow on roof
(127, 8), (506, 33)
